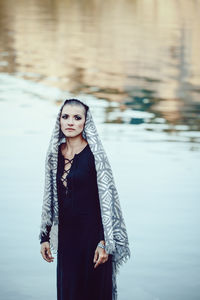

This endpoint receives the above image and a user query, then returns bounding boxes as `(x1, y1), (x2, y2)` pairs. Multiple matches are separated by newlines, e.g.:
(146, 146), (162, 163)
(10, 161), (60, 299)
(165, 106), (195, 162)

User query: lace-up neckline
(60, 144), (89, 189)
(60, 157), (74, 188)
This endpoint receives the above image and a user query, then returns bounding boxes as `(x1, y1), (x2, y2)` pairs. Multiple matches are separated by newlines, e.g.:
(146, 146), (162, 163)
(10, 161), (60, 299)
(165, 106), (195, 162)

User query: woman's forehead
(61, 104), (85, 115)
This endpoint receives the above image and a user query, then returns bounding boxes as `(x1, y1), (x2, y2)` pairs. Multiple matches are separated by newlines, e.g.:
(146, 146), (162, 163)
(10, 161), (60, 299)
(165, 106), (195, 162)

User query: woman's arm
(40, 225), (54, 263)
(40, 225), (51, 244)
(93, 219), (108, 268)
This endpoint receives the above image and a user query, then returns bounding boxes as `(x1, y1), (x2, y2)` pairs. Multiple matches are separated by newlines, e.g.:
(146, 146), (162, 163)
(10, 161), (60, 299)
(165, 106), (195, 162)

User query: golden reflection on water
(0, 0), (200, 129)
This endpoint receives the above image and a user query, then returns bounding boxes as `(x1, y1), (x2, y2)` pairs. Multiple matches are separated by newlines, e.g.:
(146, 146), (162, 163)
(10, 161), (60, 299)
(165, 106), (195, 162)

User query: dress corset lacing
(60, 157), (74, 190)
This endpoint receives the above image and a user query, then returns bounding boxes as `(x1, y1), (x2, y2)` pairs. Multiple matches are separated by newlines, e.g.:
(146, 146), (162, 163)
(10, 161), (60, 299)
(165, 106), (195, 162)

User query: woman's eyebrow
(62, 113), (82, 116)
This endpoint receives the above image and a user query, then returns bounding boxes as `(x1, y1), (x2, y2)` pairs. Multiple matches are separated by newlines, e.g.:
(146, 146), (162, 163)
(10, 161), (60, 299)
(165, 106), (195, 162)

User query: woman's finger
(41, 248), (48, 262)
(93, 249), (98, 263)
(101, 254), (108, 264)
(94, 256), (101, 268)
(40, 246), (54, 263)
(47, 248), (54, 261)
(94, 252), (108, 268)
(94, 255), (104, 268)
(45, 248), (54, 262)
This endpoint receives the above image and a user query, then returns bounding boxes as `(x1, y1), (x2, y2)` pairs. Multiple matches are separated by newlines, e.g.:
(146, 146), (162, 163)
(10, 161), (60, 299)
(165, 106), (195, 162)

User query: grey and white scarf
(39, 99), (131, 300)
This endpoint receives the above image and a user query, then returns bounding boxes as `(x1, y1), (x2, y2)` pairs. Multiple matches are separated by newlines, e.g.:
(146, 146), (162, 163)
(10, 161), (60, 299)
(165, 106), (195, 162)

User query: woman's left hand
(93, 240), (108, 269)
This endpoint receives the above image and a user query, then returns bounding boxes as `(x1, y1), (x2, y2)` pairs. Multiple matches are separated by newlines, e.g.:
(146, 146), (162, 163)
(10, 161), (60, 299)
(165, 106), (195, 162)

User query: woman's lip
(66, 128), (75, 130)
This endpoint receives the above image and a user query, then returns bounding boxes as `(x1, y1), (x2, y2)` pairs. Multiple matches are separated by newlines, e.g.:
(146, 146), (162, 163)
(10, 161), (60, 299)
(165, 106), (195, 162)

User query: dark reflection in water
(0, 0), (200, 139)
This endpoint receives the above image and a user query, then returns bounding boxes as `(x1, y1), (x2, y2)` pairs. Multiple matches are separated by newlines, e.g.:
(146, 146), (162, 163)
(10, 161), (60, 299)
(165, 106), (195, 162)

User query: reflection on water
(0, 2), (200, 299)
(0, 0), (200, 140)
(0, 73), (200, 300)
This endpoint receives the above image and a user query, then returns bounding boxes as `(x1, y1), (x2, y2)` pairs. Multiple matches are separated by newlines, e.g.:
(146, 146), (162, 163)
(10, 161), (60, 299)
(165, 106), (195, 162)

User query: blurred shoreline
(1, 72), (200, 150)
(0, 0), (200, 137)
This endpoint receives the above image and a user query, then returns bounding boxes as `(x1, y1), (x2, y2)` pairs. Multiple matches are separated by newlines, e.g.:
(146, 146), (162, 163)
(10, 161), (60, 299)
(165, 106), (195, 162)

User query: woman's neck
(62, 136), (88, 156)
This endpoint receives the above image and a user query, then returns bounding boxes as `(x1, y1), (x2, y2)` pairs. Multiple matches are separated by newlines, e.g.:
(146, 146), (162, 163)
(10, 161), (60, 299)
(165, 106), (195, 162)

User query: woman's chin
(64, 132), (82, 138)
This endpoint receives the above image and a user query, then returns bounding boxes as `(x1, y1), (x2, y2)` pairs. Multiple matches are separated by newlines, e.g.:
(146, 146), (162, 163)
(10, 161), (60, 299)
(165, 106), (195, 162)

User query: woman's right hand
(40, 242), (54, 263)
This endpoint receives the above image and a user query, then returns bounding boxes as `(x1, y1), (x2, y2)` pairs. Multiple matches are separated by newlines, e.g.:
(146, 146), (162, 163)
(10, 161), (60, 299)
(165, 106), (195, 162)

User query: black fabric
(41, 143), (112, 299)
(40, 224), (51, 243)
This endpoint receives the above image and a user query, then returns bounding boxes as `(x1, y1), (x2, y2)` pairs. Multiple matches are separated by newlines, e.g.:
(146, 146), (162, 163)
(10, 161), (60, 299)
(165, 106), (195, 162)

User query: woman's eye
(62, 115), (81, 120)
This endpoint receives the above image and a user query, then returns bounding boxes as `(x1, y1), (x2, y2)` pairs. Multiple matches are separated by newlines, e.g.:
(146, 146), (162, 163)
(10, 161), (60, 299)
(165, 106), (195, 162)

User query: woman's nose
(67, 117), (74, 125)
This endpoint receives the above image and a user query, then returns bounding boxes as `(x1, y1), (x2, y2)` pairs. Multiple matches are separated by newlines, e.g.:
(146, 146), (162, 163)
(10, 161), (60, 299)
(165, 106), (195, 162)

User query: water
(0, 73), (200, 300)
(0, 0), (200, 299)
(0, 0), (200, 138)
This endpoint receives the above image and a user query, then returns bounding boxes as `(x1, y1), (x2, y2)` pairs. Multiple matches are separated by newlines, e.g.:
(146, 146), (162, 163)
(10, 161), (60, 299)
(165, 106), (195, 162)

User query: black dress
(40, 143), (113, 300)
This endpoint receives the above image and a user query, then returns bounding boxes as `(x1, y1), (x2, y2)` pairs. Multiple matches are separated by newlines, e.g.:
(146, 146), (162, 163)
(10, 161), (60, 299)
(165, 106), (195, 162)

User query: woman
(39, 98), (130, 300)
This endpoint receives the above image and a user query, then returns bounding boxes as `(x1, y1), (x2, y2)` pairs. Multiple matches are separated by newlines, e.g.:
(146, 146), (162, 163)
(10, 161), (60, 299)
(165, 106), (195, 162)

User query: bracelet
(97, 242), (106, 249)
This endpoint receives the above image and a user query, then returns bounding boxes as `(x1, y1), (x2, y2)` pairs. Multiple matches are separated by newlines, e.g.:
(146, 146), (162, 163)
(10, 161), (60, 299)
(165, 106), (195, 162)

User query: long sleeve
(40, 225), (51, 244)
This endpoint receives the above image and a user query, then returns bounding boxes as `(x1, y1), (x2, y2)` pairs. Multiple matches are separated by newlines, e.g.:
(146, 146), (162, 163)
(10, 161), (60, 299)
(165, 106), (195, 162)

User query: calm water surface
(0, 0), (200, 141)
(0, 0), (200, 299)
(0, 73), (199, 300)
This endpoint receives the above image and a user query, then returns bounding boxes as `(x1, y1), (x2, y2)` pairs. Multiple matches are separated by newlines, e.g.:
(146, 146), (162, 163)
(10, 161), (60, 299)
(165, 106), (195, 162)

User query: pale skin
(40, 104), (109, 268)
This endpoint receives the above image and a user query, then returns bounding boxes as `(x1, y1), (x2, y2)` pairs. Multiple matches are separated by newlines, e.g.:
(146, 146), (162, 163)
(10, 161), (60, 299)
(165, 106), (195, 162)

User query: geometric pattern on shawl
(39, 99), (131, 300)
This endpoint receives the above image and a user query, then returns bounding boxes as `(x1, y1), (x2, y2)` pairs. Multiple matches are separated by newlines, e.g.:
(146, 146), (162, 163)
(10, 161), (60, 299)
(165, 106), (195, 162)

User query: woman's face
(60, 104), (86, 138)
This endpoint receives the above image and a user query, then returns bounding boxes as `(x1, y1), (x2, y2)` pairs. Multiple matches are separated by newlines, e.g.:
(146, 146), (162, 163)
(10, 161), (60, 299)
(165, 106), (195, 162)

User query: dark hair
(62, 98), (89, 118)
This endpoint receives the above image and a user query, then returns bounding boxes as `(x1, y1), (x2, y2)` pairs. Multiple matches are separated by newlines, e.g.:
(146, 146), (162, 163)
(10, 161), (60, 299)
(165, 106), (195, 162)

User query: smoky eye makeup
(61, 114), (68, 119)
(75, 115), (82, 120)
(61, 114), (82, 120)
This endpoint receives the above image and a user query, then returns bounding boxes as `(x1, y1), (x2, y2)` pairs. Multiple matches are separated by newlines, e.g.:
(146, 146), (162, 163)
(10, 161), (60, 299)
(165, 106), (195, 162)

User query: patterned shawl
(39, 99), (131, 300)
